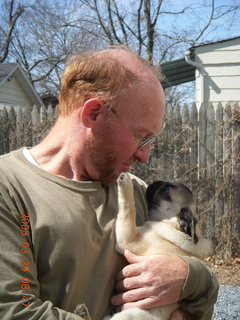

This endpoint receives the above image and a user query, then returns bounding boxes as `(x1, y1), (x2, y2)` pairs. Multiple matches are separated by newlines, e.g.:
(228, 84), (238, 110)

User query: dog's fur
(104, 173), (212, 320)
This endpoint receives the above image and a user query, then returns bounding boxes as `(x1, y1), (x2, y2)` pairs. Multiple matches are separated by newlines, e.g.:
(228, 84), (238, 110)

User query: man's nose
(133, 144), (151, 163)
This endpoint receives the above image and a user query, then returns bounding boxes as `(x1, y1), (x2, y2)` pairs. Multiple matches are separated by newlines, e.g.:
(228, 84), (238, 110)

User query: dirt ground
(206, 255), (240, 285)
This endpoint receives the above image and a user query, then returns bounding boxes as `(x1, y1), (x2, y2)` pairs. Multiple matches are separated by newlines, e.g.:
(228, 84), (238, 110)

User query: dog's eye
(161, 186), (169, 193)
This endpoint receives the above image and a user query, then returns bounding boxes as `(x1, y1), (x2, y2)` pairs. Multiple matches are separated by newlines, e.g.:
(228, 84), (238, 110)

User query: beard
(84, 130), (120, 185)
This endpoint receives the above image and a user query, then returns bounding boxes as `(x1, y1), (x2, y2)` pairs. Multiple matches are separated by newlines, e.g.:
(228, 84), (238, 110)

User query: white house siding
(195, 38), (240, 108)
(0, 74), (32, 109)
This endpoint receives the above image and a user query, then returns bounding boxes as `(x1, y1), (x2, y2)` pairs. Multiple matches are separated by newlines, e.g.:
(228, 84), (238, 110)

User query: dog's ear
(177, 208), (198, 244)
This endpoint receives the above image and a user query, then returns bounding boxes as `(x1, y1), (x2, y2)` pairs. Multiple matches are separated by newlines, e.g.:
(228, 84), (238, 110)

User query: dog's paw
(118, 172), (131, 185)
(118, 172), (133, 194)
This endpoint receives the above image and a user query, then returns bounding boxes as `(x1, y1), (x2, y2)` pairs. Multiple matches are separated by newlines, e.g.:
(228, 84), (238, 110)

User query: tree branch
(0, 0), (25, 63)
(32, 61), (62, 83)
(93, 0), (114, 44)
(137, 0), (144, 55)
(112, 0), (128, 44)
(144, 0), (154, 63)
(152, 0), (163, 28)
(105, 0), (122, 44)
(194, 0), (215, 43)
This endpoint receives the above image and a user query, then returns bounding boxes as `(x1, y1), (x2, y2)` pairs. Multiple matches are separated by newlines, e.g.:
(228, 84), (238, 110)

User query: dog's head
(146, 181), (198, 243)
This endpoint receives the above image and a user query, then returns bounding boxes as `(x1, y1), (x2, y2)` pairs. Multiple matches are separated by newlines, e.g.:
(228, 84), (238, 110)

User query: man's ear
(81, 99), (105, 128)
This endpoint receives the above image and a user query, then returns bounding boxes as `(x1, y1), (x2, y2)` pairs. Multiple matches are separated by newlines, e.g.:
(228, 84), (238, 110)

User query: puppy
(104, 172), (212, 320)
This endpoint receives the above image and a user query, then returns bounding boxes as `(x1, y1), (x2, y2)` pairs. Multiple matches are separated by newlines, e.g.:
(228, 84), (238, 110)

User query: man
(0, 47), (218, 320)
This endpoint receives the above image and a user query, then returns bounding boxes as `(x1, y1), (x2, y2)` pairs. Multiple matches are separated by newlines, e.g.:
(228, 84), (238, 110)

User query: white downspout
(185, 50), (206, 104)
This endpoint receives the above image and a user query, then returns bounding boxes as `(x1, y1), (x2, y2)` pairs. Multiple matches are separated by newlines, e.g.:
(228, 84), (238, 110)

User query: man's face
(84, 74), (165, 185)
(84, 122), (121, 185)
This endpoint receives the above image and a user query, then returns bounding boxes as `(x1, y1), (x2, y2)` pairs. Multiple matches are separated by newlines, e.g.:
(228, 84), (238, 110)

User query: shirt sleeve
(0, 192), (86, 320)
(179, 256), (219, 320)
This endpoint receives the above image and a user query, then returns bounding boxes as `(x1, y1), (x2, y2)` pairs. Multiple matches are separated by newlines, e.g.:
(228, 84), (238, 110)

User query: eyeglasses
(105, 103), (157, 150)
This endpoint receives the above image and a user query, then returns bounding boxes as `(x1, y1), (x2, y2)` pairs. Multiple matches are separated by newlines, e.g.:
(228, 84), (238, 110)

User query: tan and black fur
(104, 172), (212, 320)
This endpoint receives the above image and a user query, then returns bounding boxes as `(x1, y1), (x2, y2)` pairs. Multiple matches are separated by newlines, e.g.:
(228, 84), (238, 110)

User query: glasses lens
(137, 136), (156, 150)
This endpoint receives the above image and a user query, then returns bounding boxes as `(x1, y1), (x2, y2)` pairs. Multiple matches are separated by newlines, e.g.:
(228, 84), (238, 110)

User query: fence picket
(189, 103), (199, 215)
(164, 103), (174, 181)
(181, 104), (191, 184)
(32, 105), (39, 127)
(206, 103), (216, 239)
(173, 104), (182, 180)
(215, 102), (224, 249)
(199, 102), (207, 178)
(198, 103), (208, 233)
(9, 107), (16, 152)
(40, 105), (47, 122)
(16, 107), (24, 148)
(223, 104), (233, 258)
(47, 104), (54, 118)
(232, 103), (240, 254)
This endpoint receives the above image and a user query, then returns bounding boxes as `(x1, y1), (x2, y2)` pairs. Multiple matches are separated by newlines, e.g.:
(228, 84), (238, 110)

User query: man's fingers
(111, 288), (150, 306)
(115, 275), (140, 292)
(115, 261), (142, 281)
(113, 254), (188, 311)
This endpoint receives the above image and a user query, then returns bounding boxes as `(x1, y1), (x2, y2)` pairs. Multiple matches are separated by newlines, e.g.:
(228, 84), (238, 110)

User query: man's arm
(179, 256), (219, 319)
(0, 193), (86, 320)
(111, 251), (219, 320)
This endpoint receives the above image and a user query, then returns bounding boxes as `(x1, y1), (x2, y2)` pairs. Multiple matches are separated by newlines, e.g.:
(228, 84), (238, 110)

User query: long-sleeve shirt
(0, 149), (218, 319)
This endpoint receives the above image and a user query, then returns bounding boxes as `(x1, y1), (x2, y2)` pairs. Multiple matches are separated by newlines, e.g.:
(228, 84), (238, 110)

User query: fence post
(173, 104), (182, 180)
(215, 102), (224, 250)
(206, 103), (216, 240)
(8, 107), (17, 152)
(190, 103), (199, 206)
(232, 103), (240, 255)
(181, 104), (191, 184)
(222, 103), (233, 258)
(155, 103), (173, 180)
(40, 105), (47, 122)
(199, 102), (207, 178)
(198, 102), (207, 234)
(0, 107), (9, 154)
(32, 105), (40, 145)
(164, 103), (174, 181)
(16, 107), (24, 149)
(54, 105), (59, 118)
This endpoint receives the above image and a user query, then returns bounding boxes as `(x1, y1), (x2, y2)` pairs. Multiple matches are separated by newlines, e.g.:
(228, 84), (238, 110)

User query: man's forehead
(134, 79), (165, 133)
(98, 48), (157, 77)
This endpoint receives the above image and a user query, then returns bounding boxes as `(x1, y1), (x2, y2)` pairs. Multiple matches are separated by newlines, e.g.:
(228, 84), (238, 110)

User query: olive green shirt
(0, 149), (218, 320)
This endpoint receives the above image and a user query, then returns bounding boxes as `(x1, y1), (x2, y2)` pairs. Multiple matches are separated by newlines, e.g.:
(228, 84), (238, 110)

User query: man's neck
(30, 118), (89, 181)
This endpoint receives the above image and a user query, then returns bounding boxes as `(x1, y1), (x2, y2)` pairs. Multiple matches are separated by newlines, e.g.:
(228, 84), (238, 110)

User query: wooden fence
(0, 102), (239, 258)
(132, 102), (240, 259)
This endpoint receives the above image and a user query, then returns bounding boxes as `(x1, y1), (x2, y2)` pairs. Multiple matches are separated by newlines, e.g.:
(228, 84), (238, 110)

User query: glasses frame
(105, 103), (156, 150)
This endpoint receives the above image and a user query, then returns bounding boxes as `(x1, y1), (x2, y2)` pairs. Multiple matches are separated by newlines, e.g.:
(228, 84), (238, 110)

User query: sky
(160, 0), (240, 44)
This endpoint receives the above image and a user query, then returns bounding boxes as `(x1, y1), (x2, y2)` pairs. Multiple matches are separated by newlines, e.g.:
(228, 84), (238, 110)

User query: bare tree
(83, 0), (239, 64)
(0, 0), (26, 63)
(8, 0), (98, 95)
(1, 0), (239, 99)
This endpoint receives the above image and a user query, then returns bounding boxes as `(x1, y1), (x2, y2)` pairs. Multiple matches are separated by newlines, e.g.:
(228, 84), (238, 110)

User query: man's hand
(111, 250), (188, 312)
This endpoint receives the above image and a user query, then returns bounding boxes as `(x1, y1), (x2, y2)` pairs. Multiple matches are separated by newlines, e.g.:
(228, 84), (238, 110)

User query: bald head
(59, 46), (163, 116)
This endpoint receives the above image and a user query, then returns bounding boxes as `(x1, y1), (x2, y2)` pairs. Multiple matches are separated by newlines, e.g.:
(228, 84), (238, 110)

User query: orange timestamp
(20, 212), (32, 307)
